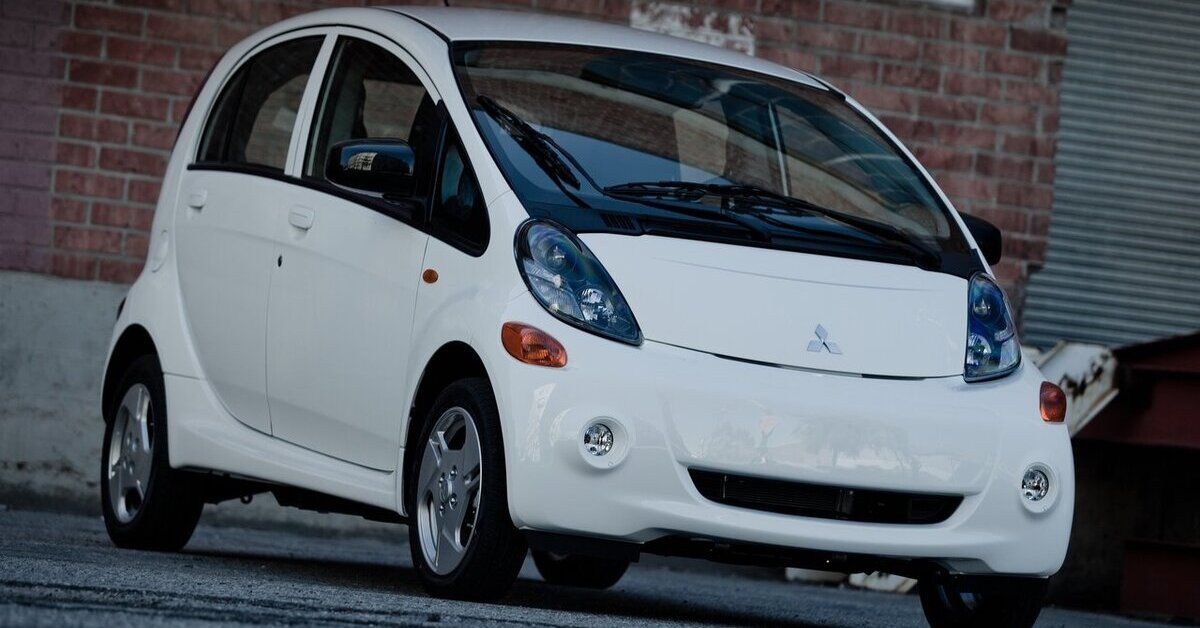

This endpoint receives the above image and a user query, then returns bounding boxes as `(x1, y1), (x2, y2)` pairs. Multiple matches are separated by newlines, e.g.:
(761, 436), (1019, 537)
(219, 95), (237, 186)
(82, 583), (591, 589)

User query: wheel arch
(102, 324), (159, 422)
(402, 341), (491, 498)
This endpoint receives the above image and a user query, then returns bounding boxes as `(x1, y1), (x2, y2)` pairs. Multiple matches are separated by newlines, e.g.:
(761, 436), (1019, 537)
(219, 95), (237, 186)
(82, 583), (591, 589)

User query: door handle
(186, 190), (207, 210)
(288, 206), (315, 231)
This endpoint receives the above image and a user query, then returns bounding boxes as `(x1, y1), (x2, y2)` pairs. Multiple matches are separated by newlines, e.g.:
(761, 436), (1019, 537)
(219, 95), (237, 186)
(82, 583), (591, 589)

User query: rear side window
(198, 36), (323, 172)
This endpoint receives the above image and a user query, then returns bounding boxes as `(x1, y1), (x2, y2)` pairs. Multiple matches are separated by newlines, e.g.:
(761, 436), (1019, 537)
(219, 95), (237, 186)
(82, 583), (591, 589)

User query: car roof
(379, 6), (828, 90)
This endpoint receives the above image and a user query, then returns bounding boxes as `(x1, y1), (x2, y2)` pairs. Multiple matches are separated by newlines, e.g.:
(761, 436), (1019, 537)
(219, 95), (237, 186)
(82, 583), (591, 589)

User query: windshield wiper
(605, 181), (941, 268)
(602, 182), (773, 242)
(476, 95), (595, 208)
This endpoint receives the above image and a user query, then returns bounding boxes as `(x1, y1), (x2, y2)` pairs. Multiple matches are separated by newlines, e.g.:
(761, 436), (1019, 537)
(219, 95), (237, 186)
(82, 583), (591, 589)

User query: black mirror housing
(960, 213), (1003, 265)
(326, 139), (416, 197)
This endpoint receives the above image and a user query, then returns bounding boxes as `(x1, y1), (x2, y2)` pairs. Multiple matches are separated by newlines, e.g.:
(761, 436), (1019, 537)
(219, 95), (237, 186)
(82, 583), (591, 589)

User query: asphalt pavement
(0, 508), (1170, 627)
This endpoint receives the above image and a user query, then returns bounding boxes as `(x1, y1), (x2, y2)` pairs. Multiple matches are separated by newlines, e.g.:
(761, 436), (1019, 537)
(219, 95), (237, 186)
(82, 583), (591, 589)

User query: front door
(265, 34), (438, 470)
(174, 35), (324, 434)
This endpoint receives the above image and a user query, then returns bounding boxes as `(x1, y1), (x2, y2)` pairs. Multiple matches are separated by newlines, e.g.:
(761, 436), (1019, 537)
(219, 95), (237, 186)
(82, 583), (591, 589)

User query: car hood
(580, 233), (969, 378)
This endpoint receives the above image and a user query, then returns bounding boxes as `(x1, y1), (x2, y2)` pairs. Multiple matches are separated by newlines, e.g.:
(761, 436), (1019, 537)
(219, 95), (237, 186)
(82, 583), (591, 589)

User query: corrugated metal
(1023, 0), (1200, 348)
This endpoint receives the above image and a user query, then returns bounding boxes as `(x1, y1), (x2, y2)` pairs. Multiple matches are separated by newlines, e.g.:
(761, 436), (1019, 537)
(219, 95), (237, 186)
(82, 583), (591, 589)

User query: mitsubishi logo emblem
(807, 324), (842, 354)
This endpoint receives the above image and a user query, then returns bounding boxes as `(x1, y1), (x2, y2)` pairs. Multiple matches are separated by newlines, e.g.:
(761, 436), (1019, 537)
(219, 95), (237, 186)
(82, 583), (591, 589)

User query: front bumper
(490, 301), (1074, 577)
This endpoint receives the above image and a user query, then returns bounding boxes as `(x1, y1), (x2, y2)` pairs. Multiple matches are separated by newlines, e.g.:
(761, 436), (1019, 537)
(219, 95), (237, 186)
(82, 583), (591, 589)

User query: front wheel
(918, 574), (1047, 628)
(100, 355), (204, 551)
(532, 550), (629, 589)
(406, 378), (527, 601)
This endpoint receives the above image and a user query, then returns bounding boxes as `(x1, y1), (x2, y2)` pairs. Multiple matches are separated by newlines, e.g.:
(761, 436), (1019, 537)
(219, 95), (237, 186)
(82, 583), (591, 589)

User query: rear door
(265, 32), (438, 470)
(175, 34), (326, 433)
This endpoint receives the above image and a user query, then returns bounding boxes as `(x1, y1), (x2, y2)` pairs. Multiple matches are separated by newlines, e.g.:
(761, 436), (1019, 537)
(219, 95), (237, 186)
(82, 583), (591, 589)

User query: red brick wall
(0, 0), (1066, 310)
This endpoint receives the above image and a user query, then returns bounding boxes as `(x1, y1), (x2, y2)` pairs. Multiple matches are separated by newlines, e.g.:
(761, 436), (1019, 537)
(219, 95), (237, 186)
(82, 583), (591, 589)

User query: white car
(99, 7), (1073, 627)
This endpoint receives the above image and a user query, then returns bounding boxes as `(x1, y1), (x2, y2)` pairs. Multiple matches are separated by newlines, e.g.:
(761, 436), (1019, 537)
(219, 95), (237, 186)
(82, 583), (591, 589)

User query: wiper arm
(603, 182), (773, 242)
(606, 181), (940, 268)
(476, 95), (609, 211)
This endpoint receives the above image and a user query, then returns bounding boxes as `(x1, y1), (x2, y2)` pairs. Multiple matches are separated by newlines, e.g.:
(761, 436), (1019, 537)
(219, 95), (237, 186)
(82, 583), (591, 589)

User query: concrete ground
(0, 508), (1169, 628)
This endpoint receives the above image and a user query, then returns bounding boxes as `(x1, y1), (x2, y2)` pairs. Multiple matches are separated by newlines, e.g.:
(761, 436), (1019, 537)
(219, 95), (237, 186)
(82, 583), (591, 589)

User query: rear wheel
(406, 378), (526, 601)
(101, 355), (203, 551)
(532, 550), (629, 589)
(918, 575), (1046, 628)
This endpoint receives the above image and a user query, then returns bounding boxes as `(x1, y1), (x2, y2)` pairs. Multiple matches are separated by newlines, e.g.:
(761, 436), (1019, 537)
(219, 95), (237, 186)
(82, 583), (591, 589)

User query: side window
(432, 135), (489, 254)
(306, 37), (439, 187)
(198, 37), (323, 171)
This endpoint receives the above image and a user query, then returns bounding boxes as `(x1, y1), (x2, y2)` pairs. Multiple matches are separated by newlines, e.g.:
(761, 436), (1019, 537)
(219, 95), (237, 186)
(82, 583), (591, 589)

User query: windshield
(452, 42), (972, 266)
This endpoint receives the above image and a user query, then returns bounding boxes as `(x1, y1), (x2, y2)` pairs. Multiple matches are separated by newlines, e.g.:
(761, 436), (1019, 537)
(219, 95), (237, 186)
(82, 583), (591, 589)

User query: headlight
(515, 220), (642, 345)
(964, 273), (1020, 381)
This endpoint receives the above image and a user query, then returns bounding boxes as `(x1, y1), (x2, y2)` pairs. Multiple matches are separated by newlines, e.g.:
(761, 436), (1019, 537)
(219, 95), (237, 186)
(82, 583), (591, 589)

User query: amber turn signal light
(1040, 381), (1066, 423)
(502, 322), (567, 368)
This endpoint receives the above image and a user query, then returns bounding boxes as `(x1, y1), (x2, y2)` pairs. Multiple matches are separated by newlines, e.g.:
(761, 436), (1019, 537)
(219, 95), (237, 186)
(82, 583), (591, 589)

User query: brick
(132, 123), (177, 151)
(919, 96), (978, 122)
(3, 0), (69, 24)
(145, 14), (216, 46)
(881, 64), (939, 90)
(949, 20), (1006, 47)
(98, 258), (143, 283)
(754, 18), (794, 42)
(178, 46), (222, 71)
(54, 84), (94, 111)
(1036, 162), (1055, 184)
(985, 51), (1040, 77)
(981, 102), (1036, 128)
(100, 147), (167, 176)
(938, 174), (996, 201)
(116, 0), (185, 9)
(937, 124), (997, 150)
(140, 68), (203, 96)
(54, 169), (124, 199)
(98, 119), (129, 143)
(794, 24), (857, 52)
(820, 56), (878, 82)
(987, 0), (1043, 22)
(0, 20), (32, 47)
(93, 202), (154, 230)
(754, 0), (815, 19)
(921, 43), (981, 71)
(0, 49), (64, 79)
(758, 47), (817, 72)
(217, 21), (257, 48)
(51, 253), (98, 280)
(124, 232), (150, 258)
(1010, 28), (1067, 56)
(1004, 80), (1056, 105)
(128, 178), (160, 204)
(997, 181), (1053, 210)
(60, 31), (103, 56)
(859, 35), (919, 61)
(892, 12), (945, 39)
(69, 60), (137, 88)
(0, 159), (51, 188)
(913, 145), (972, 172)
(880, 115), (936, 143)
(0, 188), (51, 217)
(825, 1), (884, 30)
(944, 72), (1002, 99)
(0, 215), (50, 245)
(107, 37), (178, 67)
(58, 113), (96, 140)
(0, 132), (54, 161)
(55, 225), (124, 253)
(974, 207), (1028, 232)
(188, 0), (254, 20)
(847, 84), (915, 114)
(55, 141), (95, 167)
(51, 197), (88, 223)
(101, 92), (170, 121)
(976, 154), (1034, 181)
(74, 5), (144, 35)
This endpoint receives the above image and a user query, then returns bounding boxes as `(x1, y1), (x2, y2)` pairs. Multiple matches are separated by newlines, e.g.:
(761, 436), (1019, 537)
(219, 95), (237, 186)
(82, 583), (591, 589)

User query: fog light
(582, 423), (614, 456)
(1021, 468), (1050, 502)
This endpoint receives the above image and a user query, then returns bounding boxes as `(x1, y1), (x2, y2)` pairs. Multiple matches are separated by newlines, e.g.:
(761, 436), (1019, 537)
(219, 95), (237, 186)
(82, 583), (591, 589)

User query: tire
(918, 574), (1047, 628)
(532, 550), (629, 589)
(101, 354), (204, 551)
(406, 378), (527, 600)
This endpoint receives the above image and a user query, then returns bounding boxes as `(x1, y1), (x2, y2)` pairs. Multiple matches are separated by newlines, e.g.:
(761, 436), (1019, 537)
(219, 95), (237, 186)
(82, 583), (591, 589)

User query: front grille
(689, 469), (961, 525)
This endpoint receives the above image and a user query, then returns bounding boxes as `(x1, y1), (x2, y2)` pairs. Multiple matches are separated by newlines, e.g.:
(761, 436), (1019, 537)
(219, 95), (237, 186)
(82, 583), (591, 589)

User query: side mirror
(326, 139), (416, 197)
(960, 213), (1002, 265)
